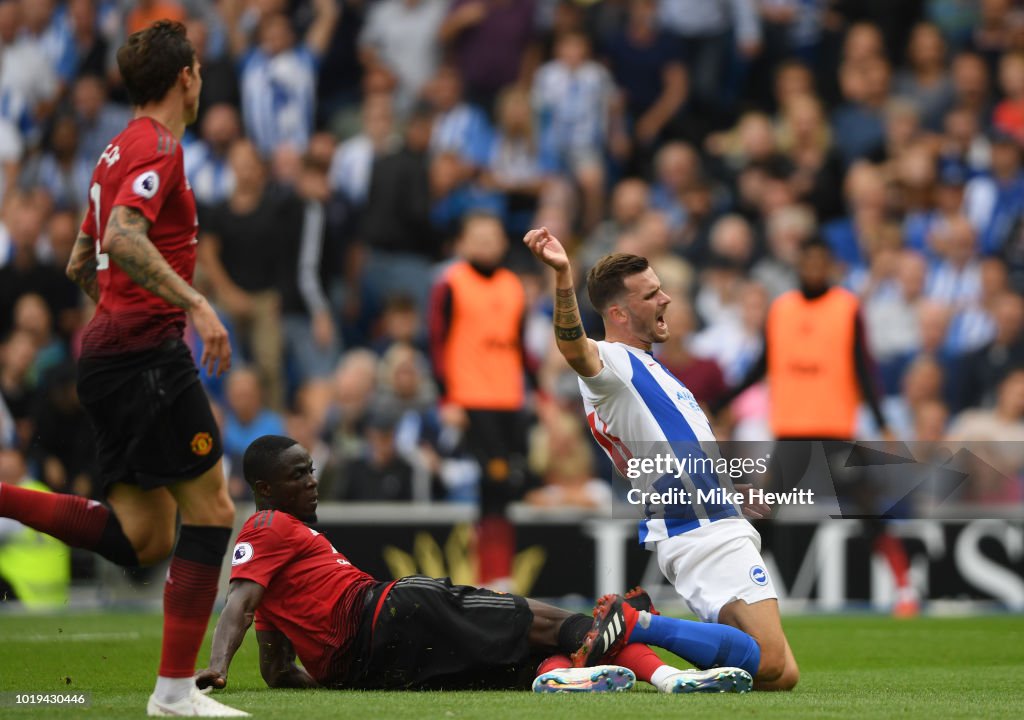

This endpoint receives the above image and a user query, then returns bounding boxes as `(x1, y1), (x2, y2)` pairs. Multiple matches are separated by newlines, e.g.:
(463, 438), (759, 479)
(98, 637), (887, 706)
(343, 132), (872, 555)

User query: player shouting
(524, 227), (799, 690)
(0, 21), (244, 717)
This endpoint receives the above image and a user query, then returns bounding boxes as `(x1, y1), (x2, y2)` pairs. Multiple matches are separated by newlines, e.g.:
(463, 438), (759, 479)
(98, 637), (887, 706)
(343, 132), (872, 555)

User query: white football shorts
(655, 517), (778, 623)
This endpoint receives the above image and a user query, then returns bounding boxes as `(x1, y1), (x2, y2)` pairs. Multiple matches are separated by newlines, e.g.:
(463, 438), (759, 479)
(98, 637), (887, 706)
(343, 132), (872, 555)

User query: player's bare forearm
(553, 269), (601, 377)
(66, 231), (100, 303)
(103, 205), (204, 311)
(205, 581), (264, 681)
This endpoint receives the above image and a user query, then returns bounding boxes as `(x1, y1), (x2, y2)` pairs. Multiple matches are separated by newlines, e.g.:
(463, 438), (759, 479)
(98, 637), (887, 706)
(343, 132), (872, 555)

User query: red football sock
(477, 515), (514, 584)
(0, 483), (106, 545)
(0, 483), (138, 565)
(875, 532), (910, 589)
(536, 654), (572, 677)
(612, 643), (666, 684)
(158, 526), (230, 678)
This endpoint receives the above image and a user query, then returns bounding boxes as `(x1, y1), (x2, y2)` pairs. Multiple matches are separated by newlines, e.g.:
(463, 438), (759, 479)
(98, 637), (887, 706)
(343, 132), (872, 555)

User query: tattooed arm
(66, 231), (100, 303)
(103, 205), (232, 376)
(523, 227), (602, 377)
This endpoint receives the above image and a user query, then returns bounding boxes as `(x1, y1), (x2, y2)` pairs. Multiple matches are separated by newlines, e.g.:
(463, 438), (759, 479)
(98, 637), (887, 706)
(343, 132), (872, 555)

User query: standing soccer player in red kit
(0, 21), (246, 717)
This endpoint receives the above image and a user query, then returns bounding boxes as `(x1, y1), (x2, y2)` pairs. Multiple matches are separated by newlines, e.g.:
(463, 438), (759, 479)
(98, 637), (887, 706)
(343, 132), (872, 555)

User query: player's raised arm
(65, 230), (100, 303)
(523, 227), (602, 377)
(256, 630), (318, 689)
(104, 205), (231, 376)
(196, 579), (266, 690)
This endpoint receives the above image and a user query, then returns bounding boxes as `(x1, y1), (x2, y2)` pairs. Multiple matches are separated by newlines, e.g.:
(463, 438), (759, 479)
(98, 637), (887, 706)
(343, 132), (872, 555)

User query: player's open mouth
(656, 313), (666, 330)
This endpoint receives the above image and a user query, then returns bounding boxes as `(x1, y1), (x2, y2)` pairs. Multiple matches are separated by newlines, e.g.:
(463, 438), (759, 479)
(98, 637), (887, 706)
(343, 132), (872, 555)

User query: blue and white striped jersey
(240, 44), (318, 156)
(578, 341), (740, 544)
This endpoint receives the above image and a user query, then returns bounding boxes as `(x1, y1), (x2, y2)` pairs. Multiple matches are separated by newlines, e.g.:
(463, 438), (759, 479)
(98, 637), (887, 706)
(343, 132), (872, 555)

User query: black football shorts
(77, 339), (222, 494)
(340, 575), (537, 690)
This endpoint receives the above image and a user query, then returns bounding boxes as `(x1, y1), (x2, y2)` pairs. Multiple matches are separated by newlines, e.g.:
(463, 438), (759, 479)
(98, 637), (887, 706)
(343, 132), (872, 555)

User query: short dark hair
(800, 236), (833, 256)
(586, 253), (650, 313)
(243, 435), (298, 489)
(117, 20), (195, 107)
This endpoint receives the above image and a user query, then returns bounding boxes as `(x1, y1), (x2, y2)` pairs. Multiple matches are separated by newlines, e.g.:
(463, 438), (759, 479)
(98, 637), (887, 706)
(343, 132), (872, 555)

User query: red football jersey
(230, 510), (377, 683)
(79, 117), (198, 357)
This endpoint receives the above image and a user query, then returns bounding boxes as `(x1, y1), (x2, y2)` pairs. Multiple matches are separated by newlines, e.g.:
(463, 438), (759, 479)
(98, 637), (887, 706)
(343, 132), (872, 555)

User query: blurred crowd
(1, 0), (1024, 509)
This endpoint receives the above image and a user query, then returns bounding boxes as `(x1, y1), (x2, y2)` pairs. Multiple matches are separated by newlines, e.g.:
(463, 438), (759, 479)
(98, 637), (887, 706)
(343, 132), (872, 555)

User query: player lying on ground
(195, 435), (759, 694)
(0, 21), (243, 717)
(524, 227), (799, 690)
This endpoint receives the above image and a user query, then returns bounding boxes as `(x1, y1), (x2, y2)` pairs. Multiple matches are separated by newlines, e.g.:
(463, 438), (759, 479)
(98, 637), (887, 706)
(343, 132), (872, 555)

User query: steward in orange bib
(428, 212), (536, 589)
(714, 237), (890, 441)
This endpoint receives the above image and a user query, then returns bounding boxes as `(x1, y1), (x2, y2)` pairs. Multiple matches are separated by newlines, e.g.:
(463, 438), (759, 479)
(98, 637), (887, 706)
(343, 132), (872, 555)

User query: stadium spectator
(27, 362), (93, 497)
(963, 131), (1024, 255)
(526, 395), (609, 512)
(328, 92), (396, 209)
(893, 22), (956, 130)
(693, 279), (768, 388)
(580, 178), (650, 275)
(481, 85), (545, 243)
(655, 297), (727, 408)
(532, 30), (623, 230)
(358, 0), (447, 117)
(233, 0), (338, 156)
(603, 0), (688, 168)
(429, 212), (532, 587)
(183, 103), (241, 208)
(0, 448), (70, 608)
(954, 290), (1024, 411)
(322, 348), (379, 484)
(12, 293), (65, 382)
(865, 355), (947, 440)
(282, 152), (340, 387)
(694, 214), (755, 328)
(0, 192), (79, 339)
(0, 0), (60, 144)
(67, 0), (109, 80)
(20, 113), (91, 211)
(198, 139), (294, 410)
(184, 15), (239, 128)
(656, 0), (761, 125)
(224, 367), (286, 500)
(426, 64), (492, 175)
(439, 0), (537, 111)
(863, 250), (930, 393)
(71, 75), (131, 168)
(777, 93), (845, 222)
(0, 330), (37, 450)
(21, 0), (76, 93)
(332, 405), (417, 502)
(948, 369), (1024, 502)
(950, 50), (994, 123)
(752, 204), (815, 300)
(357, 102), (437, 315)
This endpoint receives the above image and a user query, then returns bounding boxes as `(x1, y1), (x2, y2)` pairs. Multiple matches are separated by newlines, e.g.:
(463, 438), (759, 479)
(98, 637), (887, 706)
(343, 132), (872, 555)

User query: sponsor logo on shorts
(190, 432), (214, 456)
(232, 542), (254, 566)
(749, 565), (769, 586)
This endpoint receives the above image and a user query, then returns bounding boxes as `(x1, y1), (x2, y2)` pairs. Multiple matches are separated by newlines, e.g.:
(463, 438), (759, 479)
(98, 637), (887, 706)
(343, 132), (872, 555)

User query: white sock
(153, 676), (193, 704)
(651, 664), (683, 693)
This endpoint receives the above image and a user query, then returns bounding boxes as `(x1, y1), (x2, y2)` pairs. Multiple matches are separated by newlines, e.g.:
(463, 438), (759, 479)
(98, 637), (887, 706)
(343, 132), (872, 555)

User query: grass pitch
(0, 611), (1021, 719)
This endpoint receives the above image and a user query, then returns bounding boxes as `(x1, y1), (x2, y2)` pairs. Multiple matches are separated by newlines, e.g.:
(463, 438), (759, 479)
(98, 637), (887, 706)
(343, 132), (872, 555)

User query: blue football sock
(629, 613), (761, 678)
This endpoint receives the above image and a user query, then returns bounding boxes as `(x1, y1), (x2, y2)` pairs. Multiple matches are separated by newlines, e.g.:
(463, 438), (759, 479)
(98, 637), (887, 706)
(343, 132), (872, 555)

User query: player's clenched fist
(194, 667), (227, 691)
(523, 227), (570, 272)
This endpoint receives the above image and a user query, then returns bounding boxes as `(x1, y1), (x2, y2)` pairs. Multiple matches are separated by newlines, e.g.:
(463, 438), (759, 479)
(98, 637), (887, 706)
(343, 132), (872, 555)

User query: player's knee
(776, 661), (800, 691)
(134, 530), (175, 566)
(755, 642), (788, 684)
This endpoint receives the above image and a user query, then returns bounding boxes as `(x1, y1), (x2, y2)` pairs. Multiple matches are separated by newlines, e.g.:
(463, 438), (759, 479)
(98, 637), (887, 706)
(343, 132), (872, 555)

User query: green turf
(0, 612), (1022, 719)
